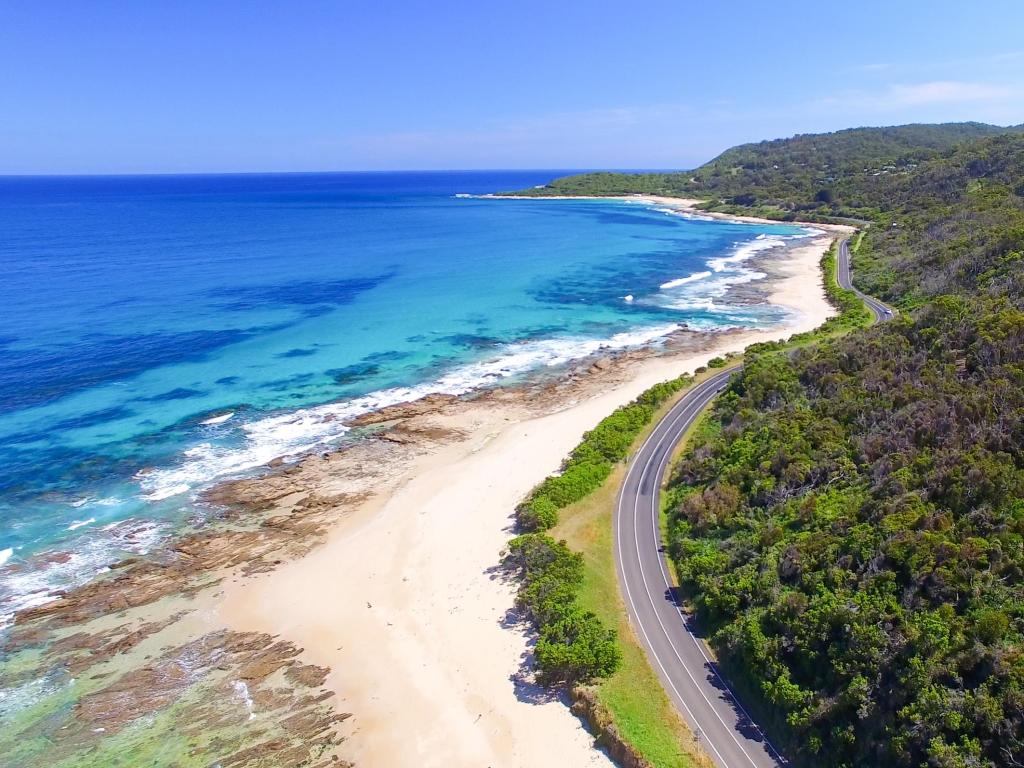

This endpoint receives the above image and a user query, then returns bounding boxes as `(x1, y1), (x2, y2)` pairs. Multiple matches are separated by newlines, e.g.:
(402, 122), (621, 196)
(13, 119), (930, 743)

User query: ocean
(0, 171), (811, 624)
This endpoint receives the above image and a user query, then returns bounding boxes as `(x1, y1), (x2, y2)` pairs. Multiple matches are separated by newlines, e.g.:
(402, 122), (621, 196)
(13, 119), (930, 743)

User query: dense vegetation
(503, 534), (621, 685)
(504, 240), (868, 725)
(504, 123), (1024, 764)
(847, 134), (1024, 306)
(662, 131), (1024, 767)
(503, 170), (687, 198)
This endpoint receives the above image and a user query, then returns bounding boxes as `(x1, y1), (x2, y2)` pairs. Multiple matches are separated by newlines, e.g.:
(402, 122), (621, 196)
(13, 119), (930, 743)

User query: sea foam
(0, 178), (818, 637)
(138, 227), (819, 505)
(0, 519), (166, 628)
(652, 229), (813, 316)
(137, 324), (683, 503)
(201, 412), (235, 426)
(706, 233), (787, 272)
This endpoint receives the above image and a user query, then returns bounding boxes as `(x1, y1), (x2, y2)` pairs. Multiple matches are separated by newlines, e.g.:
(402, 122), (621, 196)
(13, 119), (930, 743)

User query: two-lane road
(614, 236), (895, 767)
(837, 237), (894, 322)
(614, 366), (783, 768)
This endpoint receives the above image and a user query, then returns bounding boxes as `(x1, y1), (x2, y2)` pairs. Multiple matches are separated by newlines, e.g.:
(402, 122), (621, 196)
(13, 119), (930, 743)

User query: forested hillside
(664, 132), (1024, 767)
(852, 133), (1024, 304)
(503, 122), (1023, 220)
(680, 122), (1017, 210)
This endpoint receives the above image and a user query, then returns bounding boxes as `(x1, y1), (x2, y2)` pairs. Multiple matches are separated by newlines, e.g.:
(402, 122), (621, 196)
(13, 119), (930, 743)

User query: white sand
(216, 219), (842, 767)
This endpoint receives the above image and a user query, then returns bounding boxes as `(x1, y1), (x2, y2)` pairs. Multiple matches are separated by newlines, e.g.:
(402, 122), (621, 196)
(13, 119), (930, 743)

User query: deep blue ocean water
(0, 170), (809, 621)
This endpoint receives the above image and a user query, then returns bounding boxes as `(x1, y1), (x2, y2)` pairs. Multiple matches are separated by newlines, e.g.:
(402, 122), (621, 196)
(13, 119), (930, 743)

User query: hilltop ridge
(502, 122), (1024, 217)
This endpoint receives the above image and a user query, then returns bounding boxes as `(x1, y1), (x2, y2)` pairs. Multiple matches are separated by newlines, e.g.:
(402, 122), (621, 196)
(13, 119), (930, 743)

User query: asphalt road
(613, 236), (895, 767)
(837, 237), (895, 322)
(614, 366), (784, 768)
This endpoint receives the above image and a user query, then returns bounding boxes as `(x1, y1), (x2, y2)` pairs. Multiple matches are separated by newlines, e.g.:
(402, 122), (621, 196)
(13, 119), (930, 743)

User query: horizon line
(0, 167), (683, 180)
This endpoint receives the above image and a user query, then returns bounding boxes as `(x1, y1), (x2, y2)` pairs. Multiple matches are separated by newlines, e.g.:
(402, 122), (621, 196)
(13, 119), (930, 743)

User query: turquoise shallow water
(0, 171), (810, 621)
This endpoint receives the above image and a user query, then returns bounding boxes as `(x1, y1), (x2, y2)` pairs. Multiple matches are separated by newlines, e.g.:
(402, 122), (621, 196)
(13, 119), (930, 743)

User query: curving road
(614, 236), (894, 767)
(837, 236), (895, 322)
(614, 366), (783, 768)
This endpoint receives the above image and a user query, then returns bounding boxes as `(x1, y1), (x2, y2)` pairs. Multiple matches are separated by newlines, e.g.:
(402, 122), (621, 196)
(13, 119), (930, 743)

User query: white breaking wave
(633, 201), (718, 223)
(69, 496), (122, 510)
(0, 519), (166, 629)
(137, 324), (683, 503)
(659, 271), (712, 290)
(663, 296), (719, 312)
(652, 227), (816, 316)
(707, 233), (787, 273)
(142, 483), (191, 502)
(67, 517), (95, 531)
(139, 225), (822, 506)
(201, 412), (235, 426)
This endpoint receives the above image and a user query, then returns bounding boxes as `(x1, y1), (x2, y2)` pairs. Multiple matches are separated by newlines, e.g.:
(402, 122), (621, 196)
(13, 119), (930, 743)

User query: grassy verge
(504, 373), (706, 687)
(551, 388), (717, 768)
(515, 375), (698, 531)
(851, 230), (865, 253)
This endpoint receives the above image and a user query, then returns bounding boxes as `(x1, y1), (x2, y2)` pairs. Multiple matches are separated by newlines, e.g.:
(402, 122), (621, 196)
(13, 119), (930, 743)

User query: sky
(2, 0), (1024, 174)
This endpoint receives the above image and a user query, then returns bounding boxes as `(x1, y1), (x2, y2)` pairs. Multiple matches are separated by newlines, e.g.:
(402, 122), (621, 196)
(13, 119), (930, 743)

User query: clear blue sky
(2, 0), (1023, 174)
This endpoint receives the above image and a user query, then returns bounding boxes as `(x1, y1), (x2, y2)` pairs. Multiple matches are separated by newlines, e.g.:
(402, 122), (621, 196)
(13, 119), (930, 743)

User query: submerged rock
(3, 627), (350, 767)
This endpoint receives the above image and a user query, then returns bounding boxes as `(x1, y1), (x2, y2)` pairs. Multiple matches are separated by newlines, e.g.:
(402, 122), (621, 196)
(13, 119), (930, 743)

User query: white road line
(614, 236), (891, 768)
(615, 387), (731, 768)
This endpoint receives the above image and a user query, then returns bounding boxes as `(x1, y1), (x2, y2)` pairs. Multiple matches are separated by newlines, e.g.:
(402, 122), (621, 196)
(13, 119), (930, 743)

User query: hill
(684, 122), (1016, 209)
(661, 130), (1024, 768)
(504, 122), (1023, 219)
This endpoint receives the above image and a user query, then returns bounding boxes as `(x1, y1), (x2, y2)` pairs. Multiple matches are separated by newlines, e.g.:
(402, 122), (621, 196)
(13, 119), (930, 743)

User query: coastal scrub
(503, 533), (620, 685)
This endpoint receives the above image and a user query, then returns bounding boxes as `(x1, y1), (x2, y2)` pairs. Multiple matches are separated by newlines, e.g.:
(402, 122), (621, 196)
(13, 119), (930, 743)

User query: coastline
(211, 220), (842, 765)
(1, 201), (849, 767)
(482, 193), (806, 226)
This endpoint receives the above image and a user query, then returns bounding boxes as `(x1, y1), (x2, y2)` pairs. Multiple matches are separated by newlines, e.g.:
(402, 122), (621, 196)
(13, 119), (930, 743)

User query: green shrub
(819, 243), (871, 331)
(505, 373), (701, 687)
(505, 533), (583, 579)
(535, 606), (622, 685)
(531, 461), (605, 509)
(504, 534), (621, 684)
(517, 496), (559, 531)
(515, 373), (694, 532)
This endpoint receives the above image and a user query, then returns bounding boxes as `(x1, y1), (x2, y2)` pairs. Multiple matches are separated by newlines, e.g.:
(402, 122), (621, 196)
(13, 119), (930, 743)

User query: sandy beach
(486, 193), (833, 226)
(213, 216), (846, 766)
